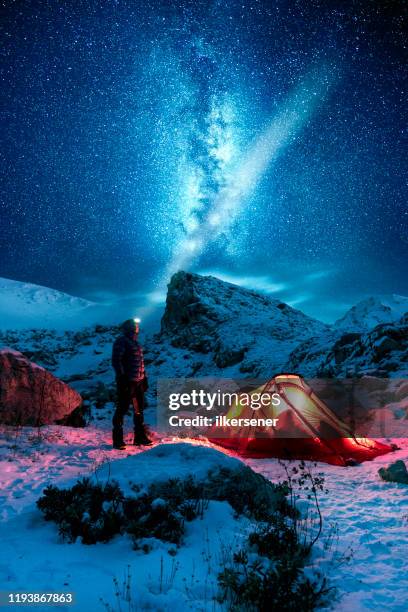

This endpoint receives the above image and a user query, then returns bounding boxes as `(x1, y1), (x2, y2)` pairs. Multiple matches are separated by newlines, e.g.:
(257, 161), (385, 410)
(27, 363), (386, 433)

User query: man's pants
(112, 379), (145, 444)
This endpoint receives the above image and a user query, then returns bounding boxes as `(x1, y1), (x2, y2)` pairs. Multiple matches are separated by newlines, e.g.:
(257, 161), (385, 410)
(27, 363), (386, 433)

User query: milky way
(1, 0), (407, 321)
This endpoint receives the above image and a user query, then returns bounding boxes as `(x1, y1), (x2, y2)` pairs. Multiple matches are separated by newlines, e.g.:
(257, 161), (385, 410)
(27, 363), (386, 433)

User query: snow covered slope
(0, 277), (98, 330)
(0, 277), (162, 331)
(336, 295), (408, 332)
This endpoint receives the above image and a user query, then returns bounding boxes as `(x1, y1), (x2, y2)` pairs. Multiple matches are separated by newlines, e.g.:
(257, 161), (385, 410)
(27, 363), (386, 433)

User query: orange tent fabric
(209, 374), (394, 466)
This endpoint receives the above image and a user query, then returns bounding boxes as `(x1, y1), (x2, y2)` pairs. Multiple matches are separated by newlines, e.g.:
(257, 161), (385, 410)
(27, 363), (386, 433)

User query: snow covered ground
(247, 440), (408, 612)
(0, 428), (250, 611)
(0, 418), (407, 611)
(0, 273), (407, 610)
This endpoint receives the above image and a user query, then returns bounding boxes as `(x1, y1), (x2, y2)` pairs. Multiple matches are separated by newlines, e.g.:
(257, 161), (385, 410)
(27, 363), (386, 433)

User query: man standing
(112, 318), (152, 450)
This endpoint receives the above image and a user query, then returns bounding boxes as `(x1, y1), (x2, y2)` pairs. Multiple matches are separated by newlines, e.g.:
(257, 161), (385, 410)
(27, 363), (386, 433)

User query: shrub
(37, 478), (125, 544)
(37, 465), (296, 548)
(217, 549), (331, 611)
(124, 494), (185, 545)
(37, 460), (335, 612)
(248, 519), (306, 561)
(37, 464), (290, 547)
(216, 462), (334, 611)
(148, 475), (210, 521)
(203, 465), (293, 522)
(148, 475), (202, 508)
(37, 474), (209, 547)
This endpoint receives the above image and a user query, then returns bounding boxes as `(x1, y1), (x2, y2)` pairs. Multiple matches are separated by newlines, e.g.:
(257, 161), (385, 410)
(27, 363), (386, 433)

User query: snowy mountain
(146, 272), (408, 380)
(287, 314), (408, 378)
(148, 270), (330, 379)
(335, 295), (408, 332)
(0, 277), (163, 331)
(0, 277), (97, 330)
(0, 272), (407, 389)
(287, 296), (408, 378)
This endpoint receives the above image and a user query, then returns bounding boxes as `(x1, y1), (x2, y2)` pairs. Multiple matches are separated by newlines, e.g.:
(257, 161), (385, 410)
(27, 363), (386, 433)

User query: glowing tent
(209, 374), (394, 466)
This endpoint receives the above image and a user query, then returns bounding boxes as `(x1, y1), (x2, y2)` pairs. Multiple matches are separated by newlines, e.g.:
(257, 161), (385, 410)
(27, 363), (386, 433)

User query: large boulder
(0, 348), (82, 426)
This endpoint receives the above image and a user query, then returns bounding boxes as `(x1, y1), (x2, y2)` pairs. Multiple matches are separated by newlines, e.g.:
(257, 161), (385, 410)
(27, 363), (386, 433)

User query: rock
(0, 348), (82, 426)
(91, 381), (116, 408)
(190, 361), (203, 375)
(160, 272), (222, 352)
(374, 336), (401, 357)
(22, 349), (58, 368)
(378, 460), (408, 484)
(155, 271), (328, 376)
(57, 404), (87, 427)
(395, 380), (408, 401)
(214, 341), (246, 368)
(288, 314), (408, 378)
(332, 333), (361, 364)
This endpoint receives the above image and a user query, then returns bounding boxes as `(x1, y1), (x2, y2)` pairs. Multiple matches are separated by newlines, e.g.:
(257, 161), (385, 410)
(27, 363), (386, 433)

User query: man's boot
(113, 441), (126, 450)
(112, 405), (127, 450)
(133, 414), (152, 446)
(112, 426), (126, 450)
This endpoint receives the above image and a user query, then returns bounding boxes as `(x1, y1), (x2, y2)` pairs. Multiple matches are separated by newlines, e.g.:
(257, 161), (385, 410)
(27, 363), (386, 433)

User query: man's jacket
(112, 334), (145, 382)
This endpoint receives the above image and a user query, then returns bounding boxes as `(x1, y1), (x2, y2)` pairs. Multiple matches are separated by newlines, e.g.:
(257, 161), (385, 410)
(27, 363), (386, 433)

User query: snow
(0, 277), (164, 333)
(246, 440), (408, 612)
(93, 442), (243, 496)
(0, 277), (98, 330)
(0, 497), (245, 611)
(0, 422), (407, 611)
(336, 295), (408, 332)
(0, 433), (249, 611)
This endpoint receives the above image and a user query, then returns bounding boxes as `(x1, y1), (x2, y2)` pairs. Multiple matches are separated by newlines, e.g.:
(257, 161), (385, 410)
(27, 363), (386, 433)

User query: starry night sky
(1, 0), (407, 321)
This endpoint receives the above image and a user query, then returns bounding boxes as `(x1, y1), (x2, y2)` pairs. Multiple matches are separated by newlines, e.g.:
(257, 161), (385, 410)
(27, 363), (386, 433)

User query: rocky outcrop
(379, 460), (408, 485)
(287, 315), (408, 378)
(148, 272), (408, 380)
(154, 271), (329, 377)
(0, 349), (82, 426)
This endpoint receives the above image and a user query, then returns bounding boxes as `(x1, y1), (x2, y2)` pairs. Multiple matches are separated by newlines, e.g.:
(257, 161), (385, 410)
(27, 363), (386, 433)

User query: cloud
(304, 270), (332, 281)
(198, 269), (287, 294)
(285, 294), (313, 307)
(146, 290), (167, 305)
